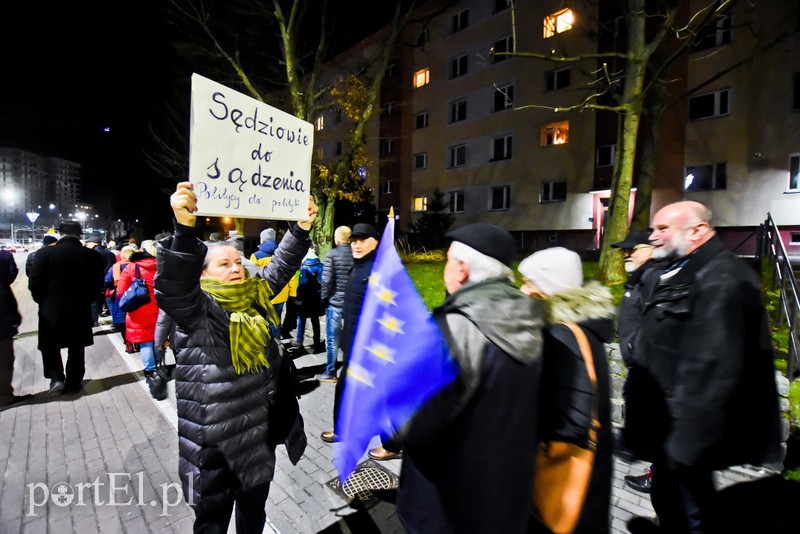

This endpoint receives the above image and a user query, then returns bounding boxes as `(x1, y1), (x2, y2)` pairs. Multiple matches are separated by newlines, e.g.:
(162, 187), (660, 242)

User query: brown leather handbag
(532, 322), (599, 534)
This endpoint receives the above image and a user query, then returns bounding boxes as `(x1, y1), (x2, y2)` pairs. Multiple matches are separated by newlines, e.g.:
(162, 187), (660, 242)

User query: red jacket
(116, 256), (159, 343)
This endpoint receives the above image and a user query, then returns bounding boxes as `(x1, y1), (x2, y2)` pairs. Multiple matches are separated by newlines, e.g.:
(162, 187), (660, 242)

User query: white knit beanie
(517, 247), (583, 297)
(260, 228), (276, 242)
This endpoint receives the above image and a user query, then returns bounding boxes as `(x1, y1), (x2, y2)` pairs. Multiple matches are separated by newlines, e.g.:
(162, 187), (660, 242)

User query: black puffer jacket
(320, 243), (353, 308)
(154, 223), (310, 513)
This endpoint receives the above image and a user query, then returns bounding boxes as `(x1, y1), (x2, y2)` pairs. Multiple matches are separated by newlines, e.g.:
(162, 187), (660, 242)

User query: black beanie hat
(445, 223), (516, 266)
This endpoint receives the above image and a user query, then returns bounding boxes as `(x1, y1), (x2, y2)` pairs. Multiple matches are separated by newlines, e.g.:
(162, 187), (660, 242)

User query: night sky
(0, 1), (397, 236)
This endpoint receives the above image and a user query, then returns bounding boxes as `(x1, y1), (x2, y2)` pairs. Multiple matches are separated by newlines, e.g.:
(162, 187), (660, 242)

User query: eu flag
(334, 214), (458, 482)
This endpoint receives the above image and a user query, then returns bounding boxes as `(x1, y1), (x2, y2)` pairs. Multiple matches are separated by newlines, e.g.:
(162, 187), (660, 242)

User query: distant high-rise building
(0, 147), (81, 236)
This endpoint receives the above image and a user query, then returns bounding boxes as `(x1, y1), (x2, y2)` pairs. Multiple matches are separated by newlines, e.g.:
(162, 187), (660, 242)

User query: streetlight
(26, 211), (39, 244)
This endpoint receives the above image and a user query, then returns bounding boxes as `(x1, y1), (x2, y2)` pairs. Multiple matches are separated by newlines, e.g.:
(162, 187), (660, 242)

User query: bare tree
(502, 0), (747, 285)
(153, 0), (415, 252)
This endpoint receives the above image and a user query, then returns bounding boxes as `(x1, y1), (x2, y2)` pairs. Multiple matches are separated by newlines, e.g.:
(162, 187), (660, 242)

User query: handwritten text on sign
(189, 73), (314, 220)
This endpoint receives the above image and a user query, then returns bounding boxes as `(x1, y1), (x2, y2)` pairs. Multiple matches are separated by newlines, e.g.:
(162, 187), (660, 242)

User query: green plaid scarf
(200, 275), (280, 375)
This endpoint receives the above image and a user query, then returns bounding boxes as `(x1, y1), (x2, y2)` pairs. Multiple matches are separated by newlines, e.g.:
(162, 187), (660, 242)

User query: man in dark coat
(29, 220), (105, 395)
(315, 225), (353, 382)
(0, 249), (32, 410)
(319, 223), (402, 459)
(624, 201), (782, 533)
(395, 223), (546, 534)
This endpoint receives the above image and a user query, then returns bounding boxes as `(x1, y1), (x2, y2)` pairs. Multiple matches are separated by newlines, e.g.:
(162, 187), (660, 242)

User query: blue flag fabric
(334, 217), (459, 482)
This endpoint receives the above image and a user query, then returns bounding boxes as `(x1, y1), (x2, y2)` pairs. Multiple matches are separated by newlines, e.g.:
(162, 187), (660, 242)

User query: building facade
(317, 0), (800, 254)
(0, 147), (82, 239)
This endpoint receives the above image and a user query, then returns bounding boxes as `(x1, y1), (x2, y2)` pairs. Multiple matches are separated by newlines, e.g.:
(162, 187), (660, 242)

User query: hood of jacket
(437, 278), (545, 364)
(253, 240), (277, 259)
(541, 280), (616, 342)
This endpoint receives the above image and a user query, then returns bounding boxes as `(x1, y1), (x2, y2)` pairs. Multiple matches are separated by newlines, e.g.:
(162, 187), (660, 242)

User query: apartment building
(317, 0), (800, 253)
(0, 147), (81, 237)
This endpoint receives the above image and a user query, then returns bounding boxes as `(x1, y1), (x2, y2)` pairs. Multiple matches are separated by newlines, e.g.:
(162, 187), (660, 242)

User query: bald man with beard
(624, 201), (782, 534)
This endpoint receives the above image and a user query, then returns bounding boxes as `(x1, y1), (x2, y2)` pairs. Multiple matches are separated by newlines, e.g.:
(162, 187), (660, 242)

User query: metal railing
(758, 214), (800, 379)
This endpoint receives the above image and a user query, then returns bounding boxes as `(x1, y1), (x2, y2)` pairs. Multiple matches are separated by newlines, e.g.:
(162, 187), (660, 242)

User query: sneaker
(624, 469), (653, 494)
(314, 372), (337, 383)
(49, 380), (65, 395)
(289, 340), (303, 348)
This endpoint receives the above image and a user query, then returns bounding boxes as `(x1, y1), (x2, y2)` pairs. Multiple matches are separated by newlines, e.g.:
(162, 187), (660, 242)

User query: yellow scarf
(200, 275), (280, 374)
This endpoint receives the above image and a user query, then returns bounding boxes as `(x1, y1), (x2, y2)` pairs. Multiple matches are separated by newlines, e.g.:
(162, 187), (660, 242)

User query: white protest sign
(189, 73), (314, 220)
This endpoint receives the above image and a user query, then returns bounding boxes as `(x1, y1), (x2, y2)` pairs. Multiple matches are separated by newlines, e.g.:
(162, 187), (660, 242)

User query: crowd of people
(0, 187), (785, 534)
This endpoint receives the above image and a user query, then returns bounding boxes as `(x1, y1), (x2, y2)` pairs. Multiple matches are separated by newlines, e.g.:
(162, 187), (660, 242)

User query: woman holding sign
(154, 182), (315, 532)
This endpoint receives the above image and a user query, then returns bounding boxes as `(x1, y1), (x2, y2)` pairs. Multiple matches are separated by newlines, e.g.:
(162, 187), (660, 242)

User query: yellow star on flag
(377, 313), (404, 335)
(366, 342), (396, 363)
(375, 286), (398, 306)
(347, 363), (376, 388)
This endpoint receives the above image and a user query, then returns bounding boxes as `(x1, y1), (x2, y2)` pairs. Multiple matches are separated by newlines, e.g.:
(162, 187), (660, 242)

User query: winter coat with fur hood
(530, 281), (616, 534)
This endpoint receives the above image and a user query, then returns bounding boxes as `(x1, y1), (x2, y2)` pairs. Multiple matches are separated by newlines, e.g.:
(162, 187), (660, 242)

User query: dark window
(688, 90), (730, 120)
(492, 36), (513, 63)
(335, 141), (343, 156)
(333, 108), (343, 124)
(490, 186), (511, 210)
(414, 153), (427, 169)
(448, 144), (466, 168)
(493, 84), (514, 112)
(415, 27), (429, 46)
(452, 10), (469, 33)
(415, 112), (429, 129)
(450, 55), (468, 79)
(382, 139), (394, 155)
(790, 155), (800, 190)
(684, 163), (727, 191)
(380, 180), (394, 195)
(491, 136), (513, 161)
(494, 0), (511, 14)
(692, 15), (733, 52)
(596, 144), (616, 167)
(449, 190), (465, 213)
(449, 99), (467, 123)
(794, 73), (800, 111)
(541, 181), (567, 203)
(545, 68), (571, 91)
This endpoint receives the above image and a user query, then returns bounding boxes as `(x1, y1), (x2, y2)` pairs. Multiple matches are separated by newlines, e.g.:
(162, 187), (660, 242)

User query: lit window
(596, 144), (616, 167)
(415, 112), (429, 129)
(544, 8), (574, 38)
(380, 180), (394, 195)
(684, 163), (727, 191)
(491, 135), (513, 161)
(545, 67), (571, 91)
(450, 55), (468, 79)
(688, 89), (730, 120)
(414, 153), (427, 170)
(492, 35), (514, 63)
(452, 10), (469, 33)
(448, 144), (466, 168)
(414, 196), (428, 211)
(789, 155), (799, 191)
(541, 181), (567, 203)
(541, 121), (570, 146)
(489, 186), (511, 211)
(449, 99), (467, 123)
(449, 190), (465, 213)
(493, 84), (514, 112)
(314, 116), (324, 131)
(414, 68), (430, 88)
